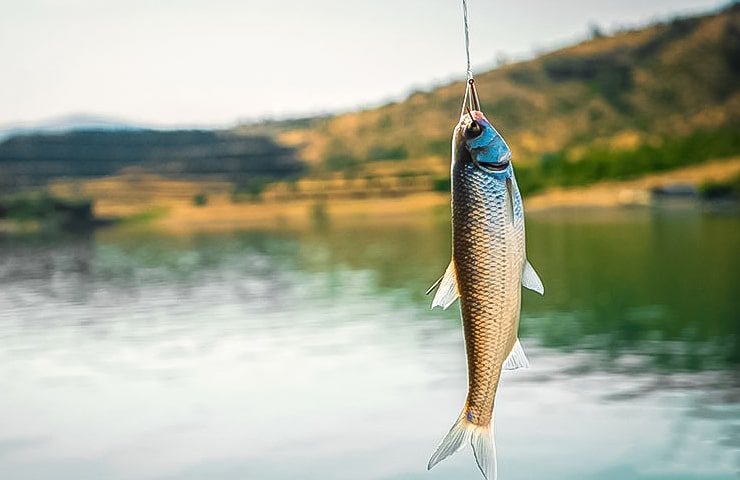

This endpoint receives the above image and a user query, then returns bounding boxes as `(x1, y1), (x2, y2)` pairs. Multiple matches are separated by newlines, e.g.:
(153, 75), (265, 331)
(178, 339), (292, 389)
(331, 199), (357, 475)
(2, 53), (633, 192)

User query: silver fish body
(452, 151), (525, 426)
(427, 108), (543, 480)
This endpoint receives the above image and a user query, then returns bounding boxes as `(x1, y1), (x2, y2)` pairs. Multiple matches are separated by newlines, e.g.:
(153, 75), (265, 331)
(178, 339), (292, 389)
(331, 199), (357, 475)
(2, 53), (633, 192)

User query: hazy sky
(0, 0), (728, 127)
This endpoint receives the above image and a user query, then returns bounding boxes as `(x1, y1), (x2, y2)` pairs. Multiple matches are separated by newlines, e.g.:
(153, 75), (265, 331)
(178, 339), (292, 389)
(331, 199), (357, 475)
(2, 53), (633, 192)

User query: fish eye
(464, 120), (482, 139)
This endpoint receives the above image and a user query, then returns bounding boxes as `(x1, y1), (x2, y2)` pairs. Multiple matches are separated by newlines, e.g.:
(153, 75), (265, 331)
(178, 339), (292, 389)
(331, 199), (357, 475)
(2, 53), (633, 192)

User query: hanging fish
(426, 79), (544, 480)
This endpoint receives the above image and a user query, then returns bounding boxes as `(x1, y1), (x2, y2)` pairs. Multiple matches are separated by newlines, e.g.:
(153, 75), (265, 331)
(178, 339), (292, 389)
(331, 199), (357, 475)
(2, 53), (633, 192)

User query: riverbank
(525, 157), (740, 210)
(9, 157), (731, 235)
(0, 194), (96, 234)
(136, 158), (739, 233)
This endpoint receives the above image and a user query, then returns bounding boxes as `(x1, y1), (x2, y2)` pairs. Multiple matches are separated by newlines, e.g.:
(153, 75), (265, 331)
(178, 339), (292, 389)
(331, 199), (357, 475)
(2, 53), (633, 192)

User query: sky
(0, 0), (730, 128)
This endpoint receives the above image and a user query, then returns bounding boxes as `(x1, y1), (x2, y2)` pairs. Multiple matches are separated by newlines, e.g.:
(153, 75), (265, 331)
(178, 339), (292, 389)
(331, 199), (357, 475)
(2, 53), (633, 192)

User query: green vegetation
(232, 176), (271, 202)
(120, 207), (169, 225)
(0, 193), (94, 230)
(193, 193), (208, 206)
(422, 125), (740, 197)
(700, 173), (740, 199)
(432, 177), (451, 193)
(324, 152), (360, 171)
(366, 145), (408, 161)
(538, 125), (740, 188)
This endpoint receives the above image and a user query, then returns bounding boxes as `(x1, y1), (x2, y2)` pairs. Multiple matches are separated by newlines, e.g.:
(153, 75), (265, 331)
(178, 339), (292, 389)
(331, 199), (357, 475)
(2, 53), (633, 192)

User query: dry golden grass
(50, 173), (232, 217)
(49, 158), (736, 234)
(47, 172), (449, 233)
(152, 193), (449, 233)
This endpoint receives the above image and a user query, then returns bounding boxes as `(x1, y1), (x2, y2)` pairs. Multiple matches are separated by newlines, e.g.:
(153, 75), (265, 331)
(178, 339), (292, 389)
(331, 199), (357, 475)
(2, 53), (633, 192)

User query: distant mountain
(271, 4), (740, 175)
(0, 113), (143, 141)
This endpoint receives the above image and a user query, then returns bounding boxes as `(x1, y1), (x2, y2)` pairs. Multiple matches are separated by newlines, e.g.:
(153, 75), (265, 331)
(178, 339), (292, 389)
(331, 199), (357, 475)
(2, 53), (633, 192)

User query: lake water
(0, 208), (738, 480)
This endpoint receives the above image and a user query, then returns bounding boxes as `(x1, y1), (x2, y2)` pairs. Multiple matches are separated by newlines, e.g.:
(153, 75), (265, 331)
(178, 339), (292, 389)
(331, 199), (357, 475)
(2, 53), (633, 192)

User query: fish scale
(453, 158), (525, 426)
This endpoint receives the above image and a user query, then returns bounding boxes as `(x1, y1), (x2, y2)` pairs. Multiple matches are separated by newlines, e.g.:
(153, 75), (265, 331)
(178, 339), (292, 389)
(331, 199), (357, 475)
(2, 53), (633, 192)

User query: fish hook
(461, 78), (482, 116)
(468, 78), (480, 112)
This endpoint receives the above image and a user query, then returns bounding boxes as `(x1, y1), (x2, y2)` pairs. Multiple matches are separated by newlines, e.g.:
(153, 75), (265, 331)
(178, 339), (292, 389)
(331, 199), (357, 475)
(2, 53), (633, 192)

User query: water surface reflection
(0, 209), (737, 479)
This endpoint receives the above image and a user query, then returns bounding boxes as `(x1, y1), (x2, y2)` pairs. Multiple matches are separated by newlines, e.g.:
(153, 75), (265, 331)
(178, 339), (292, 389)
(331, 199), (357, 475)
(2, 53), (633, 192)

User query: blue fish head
(459, 111), (512, 174)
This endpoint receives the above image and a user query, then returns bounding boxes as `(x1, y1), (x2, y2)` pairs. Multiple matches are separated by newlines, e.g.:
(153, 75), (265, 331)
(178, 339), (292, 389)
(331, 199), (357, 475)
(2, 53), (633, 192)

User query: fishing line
(462, 0), (473, 81)
(461, 0), (480, 113)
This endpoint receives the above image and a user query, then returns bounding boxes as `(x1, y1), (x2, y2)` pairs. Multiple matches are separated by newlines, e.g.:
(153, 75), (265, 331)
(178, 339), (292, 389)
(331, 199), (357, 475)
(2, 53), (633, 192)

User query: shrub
(700, 174), (740, 200)
(366, 145), (408, 161)
(234, 176), (270, 201)
(432, 177), (451, 192)
(324, 152), (360, 171)
(193, 193), (208, 206)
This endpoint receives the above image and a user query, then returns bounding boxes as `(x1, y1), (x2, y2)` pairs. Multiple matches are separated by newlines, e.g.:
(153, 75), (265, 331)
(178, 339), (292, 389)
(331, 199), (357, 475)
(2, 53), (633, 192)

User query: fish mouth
(478, 160), (509, 172)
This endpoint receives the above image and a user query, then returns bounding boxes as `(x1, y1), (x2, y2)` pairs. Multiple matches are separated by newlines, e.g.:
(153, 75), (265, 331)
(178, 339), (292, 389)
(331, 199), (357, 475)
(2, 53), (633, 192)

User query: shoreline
(524, 158), (740, 211)
(147, 158), (740, 232)
(5, 158), (737, 235)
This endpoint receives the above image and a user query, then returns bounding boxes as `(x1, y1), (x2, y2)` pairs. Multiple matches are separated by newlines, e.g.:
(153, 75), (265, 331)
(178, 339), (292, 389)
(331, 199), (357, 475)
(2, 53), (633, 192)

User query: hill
(267, 4), (740, 190)
(0, 129), (304, 190)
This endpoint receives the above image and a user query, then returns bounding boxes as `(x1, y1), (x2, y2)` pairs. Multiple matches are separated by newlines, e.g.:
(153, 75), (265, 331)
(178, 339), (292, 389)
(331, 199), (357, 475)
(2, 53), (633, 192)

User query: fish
(426, 79), (544, 480)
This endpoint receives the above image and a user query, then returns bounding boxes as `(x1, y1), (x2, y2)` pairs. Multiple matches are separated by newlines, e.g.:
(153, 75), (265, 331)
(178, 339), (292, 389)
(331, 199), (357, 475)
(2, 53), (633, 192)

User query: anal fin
(503, 339), (530, 370)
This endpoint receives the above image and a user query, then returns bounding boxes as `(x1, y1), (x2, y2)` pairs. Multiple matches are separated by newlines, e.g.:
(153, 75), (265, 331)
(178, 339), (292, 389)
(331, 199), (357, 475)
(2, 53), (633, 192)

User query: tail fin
(427, 411), (471, 470)
(471, 424), (497, 480)
(428, 411), (497, 480)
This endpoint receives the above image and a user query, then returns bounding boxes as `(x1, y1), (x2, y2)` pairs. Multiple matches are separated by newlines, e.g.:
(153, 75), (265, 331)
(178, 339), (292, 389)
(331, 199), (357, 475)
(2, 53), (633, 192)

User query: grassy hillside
(266, 4), (739, 188)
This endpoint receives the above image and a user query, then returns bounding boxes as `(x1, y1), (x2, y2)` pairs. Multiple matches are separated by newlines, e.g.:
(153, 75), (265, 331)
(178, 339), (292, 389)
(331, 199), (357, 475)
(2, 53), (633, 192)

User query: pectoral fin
(521, 259), (544, 295)
(503, 339), (530, 370)
(426, 260), (459, 310)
